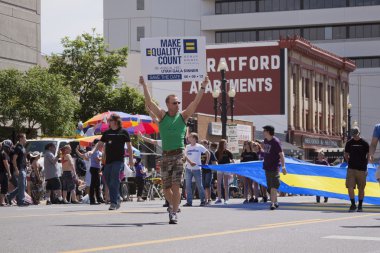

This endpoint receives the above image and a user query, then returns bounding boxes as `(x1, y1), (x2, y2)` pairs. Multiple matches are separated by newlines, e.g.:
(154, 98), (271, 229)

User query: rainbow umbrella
(127, 115), (159, 135)
(83, 111), (138, 134)
(77, 135), (102, 148)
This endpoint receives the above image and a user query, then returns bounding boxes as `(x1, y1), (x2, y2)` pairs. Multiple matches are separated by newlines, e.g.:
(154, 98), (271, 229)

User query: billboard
(140, 37), (206, 82)
(182, 43), (286, 116)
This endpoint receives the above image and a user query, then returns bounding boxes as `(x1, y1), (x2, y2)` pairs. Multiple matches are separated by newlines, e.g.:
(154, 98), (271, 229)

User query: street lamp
(342, 120), (346, 143)
(347, 102), (352, 140)
(213, 59), (236, 139)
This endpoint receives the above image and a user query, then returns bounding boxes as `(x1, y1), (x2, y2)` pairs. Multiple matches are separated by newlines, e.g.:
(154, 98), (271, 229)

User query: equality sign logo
(141, 37), (206, 82)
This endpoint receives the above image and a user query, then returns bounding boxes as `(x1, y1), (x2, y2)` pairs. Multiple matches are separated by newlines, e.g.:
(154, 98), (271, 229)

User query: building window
(331, 86), (335, 105)
(305, 78), (310, 99)
(319, 82), (323, 102)
(137, 26), (145, 42)
(137, 0), (144, 10)
(350, 56), (380, 68)
(332, 26), (346, 39)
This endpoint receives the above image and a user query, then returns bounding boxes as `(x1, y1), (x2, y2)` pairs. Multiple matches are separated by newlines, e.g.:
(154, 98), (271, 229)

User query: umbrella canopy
(83, 111), (136, 128)
(77, 135), (102, 148)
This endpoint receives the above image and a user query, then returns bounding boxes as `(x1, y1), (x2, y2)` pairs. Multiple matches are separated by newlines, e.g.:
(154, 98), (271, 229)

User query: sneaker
(63, 200), (70, 204)
(224, 200), (229, 205)
(215, 199), (222, 204)
(46, 200), (52, 205)
(274, 202), (279, 208)
(270, 203), (276, 210)
(200, 201), (206, 207)
(248, 198), (255, 203)
(349, 204), (357, 212)
(243, 199), (249, 204)
(18, 202), (30, 207)
(109, 203), (117, 210)
(260, 197), (268, 203)
(116, 201), (121, 210)
(253, 198), (258, 203)
(183, 203), (192, 207)
(357, 206), (363, 212)
(205, 201), (211, 206)
(169, 212), (178, 224)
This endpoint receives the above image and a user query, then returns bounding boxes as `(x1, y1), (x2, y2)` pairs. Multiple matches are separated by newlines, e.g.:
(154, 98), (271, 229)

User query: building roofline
(279, 36), (356, 72)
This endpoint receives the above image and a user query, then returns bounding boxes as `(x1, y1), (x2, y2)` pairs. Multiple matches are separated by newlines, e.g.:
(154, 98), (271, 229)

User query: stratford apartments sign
(182, 43), (286, 116)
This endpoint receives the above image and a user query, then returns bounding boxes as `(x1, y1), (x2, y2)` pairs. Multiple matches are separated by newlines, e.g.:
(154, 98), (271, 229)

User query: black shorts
(265, 170), (280, 190)
(46, 177), (61, 191)
(0, 172), (8, 194)
(61, 171), (75, 192)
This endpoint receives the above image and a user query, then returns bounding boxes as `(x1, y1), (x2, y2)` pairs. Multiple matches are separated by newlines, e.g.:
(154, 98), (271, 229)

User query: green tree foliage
(46, 30), (145, 120)
(0, 67), (79, 136)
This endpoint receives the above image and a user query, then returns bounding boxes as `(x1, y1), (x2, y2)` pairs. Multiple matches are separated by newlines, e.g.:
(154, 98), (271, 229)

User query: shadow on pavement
(59, 222), (168, 228)
(341, 225), (380, 229)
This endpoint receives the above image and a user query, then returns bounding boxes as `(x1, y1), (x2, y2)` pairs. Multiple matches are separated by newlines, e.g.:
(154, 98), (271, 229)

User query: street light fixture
(213, 59), (235, 139)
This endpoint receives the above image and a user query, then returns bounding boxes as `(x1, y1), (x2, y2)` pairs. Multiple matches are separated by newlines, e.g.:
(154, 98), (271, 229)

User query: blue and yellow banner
(204, 157), (380, 205)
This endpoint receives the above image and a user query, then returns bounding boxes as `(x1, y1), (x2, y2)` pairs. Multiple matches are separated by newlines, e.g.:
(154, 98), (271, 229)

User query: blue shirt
(373, 124), (380, 140)
(135, 163), (146, 178)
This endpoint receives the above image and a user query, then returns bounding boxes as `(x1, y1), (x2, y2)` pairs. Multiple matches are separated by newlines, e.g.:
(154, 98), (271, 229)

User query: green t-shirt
(159, 112), (186, 151)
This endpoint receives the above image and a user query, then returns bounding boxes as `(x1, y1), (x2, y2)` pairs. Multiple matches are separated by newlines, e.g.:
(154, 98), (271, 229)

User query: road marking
(61, 213), (379, 253)
(0, 208), (165, 220)
(323, 235), (380, 241)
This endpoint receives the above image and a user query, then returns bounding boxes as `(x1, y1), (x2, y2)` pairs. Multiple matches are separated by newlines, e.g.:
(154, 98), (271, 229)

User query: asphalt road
(1, 196), (380, 253)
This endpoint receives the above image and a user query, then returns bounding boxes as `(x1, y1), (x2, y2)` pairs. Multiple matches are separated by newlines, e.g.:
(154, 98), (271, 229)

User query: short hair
(263, 125), (275, 136)
(165, 94), (177, 104)
(45, 143), (56, 150)
(318, 151), (325, 157)
(109, 113), (122, 128)
(200, 139), (209, 145)
(17, 133), (26, 141)
(189, 132), (199, 142)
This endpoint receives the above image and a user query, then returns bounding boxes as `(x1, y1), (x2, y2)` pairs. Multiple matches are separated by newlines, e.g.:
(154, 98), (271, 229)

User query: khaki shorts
(161, 151), (185, 189)
(346, 169), (367, 190)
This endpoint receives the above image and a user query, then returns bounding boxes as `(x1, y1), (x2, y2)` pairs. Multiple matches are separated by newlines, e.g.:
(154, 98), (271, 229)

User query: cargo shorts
(346, 168), (367, 190)
(161, 150), (185, 189)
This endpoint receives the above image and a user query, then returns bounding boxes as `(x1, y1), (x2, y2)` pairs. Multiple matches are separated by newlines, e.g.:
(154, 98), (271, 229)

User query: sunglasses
(172, 101), (181, 105)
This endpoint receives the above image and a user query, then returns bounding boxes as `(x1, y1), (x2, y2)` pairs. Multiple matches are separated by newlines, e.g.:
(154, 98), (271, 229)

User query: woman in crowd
(215, 139), (234, 205)
(76, 140), (104, 205)
(134, 157), (146, 202)
(61, 145), (80, 204)
(254, 141), (268, 203)
(0, 140), (12, 206)
(240, 141), (259, 204)
(29, 151), (43, 205)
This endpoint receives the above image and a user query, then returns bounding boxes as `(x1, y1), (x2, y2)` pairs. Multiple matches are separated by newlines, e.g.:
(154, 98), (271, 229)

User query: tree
(47, 30), (143, 120)
(0, 67), (79, 136)
(104, 84), (146, 115)
(0, 69), (25, 131)
(20, 67), (79, 136)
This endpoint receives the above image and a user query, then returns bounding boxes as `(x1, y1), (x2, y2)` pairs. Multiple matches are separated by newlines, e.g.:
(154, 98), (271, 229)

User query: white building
(0, 0), (41, 70)
(104, 0), (380, 153)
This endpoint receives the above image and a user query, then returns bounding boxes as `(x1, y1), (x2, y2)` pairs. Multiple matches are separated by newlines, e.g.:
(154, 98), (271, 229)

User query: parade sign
(140, 37), (206, 82)
(182, 43), (286, 115)
(227, 124), (239, 154)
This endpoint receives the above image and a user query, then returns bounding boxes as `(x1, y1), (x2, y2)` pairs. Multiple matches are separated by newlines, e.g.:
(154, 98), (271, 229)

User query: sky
(41, 0), (103, 55)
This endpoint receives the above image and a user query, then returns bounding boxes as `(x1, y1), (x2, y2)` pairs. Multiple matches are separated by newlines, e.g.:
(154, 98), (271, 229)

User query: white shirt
(85, 127), (95, 137)
(185, 143), (207, 170)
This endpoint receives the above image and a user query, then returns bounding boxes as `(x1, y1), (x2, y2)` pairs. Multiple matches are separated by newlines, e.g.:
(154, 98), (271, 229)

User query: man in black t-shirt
(7, 133), (28, 206)
(90, 113), (134, 211)
(0, 140), (12, 205)
(344, 127), (369, 212)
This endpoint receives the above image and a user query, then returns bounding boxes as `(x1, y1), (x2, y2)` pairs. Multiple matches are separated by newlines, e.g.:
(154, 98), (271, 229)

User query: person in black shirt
(215, 139), (234, 205)
(344, 127), (369, 212)
(90, 113), (134, 211)
(240, 141), (259, 204)
(7, 133), (29, 206)
(0, 140), (12, 205)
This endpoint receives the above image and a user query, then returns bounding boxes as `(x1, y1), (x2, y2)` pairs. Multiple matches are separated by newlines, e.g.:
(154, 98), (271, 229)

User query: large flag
(204, 157), (380, 205)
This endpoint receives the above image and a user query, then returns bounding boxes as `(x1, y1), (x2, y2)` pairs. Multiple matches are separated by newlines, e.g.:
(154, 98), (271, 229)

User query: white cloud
(41, 0), (103, 55)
